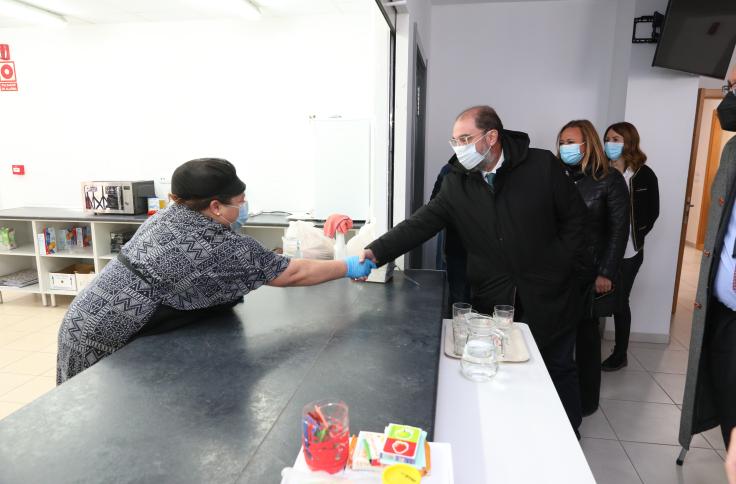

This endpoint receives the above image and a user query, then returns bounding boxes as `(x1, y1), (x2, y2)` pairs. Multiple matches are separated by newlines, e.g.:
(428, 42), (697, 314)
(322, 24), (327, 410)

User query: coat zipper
(629, 168), (640, 251)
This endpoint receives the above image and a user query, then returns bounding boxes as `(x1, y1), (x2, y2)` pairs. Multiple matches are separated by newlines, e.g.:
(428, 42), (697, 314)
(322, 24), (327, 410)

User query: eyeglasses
(723, 82), (735, 95)
(449, 131), (487, 148)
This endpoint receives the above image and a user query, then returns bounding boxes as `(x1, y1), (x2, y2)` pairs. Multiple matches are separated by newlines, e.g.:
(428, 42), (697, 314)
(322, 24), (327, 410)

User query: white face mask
(452, 133), (492, 170)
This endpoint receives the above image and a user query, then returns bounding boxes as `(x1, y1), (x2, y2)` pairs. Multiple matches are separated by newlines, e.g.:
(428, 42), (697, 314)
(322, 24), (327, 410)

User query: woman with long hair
(557, 119), (629, 415)
(601, 122), (659, 371)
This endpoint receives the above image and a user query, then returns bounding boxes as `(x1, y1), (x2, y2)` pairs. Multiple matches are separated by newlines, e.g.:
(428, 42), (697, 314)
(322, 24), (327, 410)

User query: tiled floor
(581, 245), (730, 483)
(0, 292), (68, 420)
(0, 247), (730, 483)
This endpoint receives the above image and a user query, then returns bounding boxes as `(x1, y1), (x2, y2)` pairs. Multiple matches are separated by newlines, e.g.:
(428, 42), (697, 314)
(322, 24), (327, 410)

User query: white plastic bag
(284, 221), (334, 260)
(345, 222), (376, 257)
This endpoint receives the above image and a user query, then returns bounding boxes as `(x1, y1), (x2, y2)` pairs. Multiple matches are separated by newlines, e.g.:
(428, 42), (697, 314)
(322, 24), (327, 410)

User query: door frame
(671, 88), (723, 314)
(406, 24), (428, 269)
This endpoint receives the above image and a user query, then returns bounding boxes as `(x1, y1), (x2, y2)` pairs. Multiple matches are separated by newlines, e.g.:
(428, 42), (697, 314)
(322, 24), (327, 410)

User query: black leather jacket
(628, 164), (659, 252)
(564, 165), (630, 282)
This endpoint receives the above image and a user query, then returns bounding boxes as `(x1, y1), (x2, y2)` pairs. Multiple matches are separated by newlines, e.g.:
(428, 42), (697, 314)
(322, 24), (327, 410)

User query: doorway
(672, 88), (731, 314)
(407, 43), (427, 269)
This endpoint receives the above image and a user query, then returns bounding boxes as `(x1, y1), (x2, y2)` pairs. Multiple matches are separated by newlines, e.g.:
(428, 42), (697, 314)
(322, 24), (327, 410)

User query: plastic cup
(301, 400), (350, 474)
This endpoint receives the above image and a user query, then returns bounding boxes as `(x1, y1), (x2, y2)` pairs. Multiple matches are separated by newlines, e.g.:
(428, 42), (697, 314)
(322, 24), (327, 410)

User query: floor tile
(622, 442), (727, 484)
(628, 347), (689, 374)
(702, 426), (726, 451)
(628, 339), (686, 351)
(580, 438), (642, 484)
(651, 372), (686, 405)
(0, 349), (31, 368)
(0, 330), (27, 347)
(0, 314), (31, 330)
(600, 399), (710, 448)
(0, 372), (34, 395)
(602, 341), (646, 371)
(580, 409), (617, 440)
(0, 376), (55, 404)
(4, 317), (59, 333)
(0, 352), (56, 376)
(0, 401), (24, 420)
(2, 331), (58, 352)
(601, 370), (673, 404)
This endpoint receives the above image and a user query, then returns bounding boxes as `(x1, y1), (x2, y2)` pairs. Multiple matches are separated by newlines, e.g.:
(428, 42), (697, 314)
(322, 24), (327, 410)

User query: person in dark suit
(680, 68), (736, 456)
(360, 105), (588, 433)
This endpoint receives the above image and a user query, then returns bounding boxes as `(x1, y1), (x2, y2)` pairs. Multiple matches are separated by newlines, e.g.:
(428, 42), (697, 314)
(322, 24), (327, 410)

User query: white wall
(424, 0), (621, 267)
(0, 16), (374, 217)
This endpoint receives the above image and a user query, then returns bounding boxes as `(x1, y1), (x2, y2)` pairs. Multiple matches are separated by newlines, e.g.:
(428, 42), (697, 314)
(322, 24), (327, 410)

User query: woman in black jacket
(557, 119), (630, 415)
(601, 122), (660, 371)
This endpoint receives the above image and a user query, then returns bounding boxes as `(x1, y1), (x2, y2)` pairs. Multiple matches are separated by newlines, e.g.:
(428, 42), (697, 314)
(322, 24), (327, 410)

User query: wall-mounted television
(652, 0), (736, 79)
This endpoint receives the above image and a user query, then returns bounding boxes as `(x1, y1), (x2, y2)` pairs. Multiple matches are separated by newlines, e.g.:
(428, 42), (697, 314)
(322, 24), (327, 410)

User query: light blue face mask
(605, 142), (624, 161)
(559, 144), (584, 166)
(224, 201), (249, 231)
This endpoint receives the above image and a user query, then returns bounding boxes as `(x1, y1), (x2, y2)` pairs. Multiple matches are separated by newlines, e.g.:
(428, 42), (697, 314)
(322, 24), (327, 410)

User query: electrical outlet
(157, 176), (171, 184)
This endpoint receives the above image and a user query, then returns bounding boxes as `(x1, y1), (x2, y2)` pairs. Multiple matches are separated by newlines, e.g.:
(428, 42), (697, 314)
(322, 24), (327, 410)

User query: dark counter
(0, 271), (444, 484)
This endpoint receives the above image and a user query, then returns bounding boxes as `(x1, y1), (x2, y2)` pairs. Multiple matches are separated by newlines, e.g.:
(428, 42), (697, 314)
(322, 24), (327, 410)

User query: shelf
(0, 283), (41, 293)
(99, 253), (117, 260)
(40, 247), (94, 259)
(0, 244), (36, 256)
(48, 289), (78, 296)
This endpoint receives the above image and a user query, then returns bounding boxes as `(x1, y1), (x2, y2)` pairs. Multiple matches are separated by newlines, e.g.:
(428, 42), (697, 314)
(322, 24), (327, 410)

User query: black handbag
(592, 287), (617, 318)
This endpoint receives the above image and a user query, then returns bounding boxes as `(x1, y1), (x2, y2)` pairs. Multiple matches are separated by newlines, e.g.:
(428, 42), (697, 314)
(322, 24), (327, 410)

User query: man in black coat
(362, 106), (588, 432)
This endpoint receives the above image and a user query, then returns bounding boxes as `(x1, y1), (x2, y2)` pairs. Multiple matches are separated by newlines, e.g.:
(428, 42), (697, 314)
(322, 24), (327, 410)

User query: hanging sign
(0, 44), (18, 92)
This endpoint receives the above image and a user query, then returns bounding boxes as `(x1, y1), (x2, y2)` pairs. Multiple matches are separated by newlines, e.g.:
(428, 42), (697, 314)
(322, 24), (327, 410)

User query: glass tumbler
(301, 400), (350, 474)
(493, 304), (515, 356)
(452, 303), (472, 355)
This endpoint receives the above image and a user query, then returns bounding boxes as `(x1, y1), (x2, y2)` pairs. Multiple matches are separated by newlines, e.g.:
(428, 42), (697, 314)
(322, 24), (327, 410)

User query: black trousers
(576, 317), (601, 412)
(707, 300), (736, 448)
(540, 326), (582, 431)
(612, 250), (644, 354)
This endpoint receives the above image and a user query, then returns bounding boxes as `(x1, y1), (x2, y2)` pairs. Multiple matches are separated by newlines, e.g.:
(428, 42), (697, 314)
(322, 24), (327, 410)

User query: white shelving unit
(0, 215), (148, 307)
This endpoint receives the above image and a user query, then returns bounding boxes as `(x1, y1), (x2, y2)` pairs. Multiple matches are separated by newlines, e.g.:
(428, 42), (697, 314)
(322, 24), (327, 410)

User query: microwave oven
(82, 180), (155, 215)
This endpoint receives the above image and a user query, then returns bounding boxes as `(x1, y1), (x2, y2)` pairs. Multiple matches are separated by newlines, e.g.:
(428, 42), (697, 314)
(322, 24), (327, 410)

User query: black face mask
(718, 92), (736, 132)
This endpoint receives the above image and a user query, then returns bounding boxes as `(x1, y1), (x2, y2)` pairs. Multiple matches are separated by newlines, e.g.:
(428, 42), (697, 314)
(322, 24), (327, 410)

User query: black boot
(601, 351), (627, 372)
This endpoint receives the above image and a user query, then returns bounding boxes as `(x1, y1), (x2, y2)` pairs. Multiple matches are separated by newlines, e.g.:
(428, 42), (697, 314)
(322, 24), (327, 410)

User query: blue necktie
(485, 172), (495, 188)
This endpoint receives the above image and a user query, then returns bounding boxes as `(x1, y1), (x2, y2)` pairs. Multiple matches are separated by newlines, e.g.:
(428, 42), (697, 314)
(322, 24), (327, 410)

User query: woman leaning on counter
(601, 122), (660, 371)
(56, 158), (375, 384)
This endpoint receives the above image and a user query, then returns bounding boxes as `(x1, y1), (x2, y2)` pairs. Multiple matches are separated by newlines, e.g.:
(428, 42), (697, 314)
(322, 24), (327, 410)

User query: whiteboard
(311, 118), (371, 221)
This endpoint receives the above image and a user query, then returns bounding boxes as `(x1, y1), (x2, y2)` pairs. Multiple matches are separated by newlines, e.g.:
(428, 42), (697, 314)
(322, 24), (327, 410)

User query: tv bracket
(632, 11), (665, 44)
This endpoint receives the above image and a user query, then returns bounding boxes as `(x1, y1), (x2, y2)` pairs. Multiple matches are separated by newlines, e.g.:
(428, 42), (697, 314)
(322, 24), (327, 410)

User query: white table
(288, 443), (454, 483)
(434, 320), (595, 484)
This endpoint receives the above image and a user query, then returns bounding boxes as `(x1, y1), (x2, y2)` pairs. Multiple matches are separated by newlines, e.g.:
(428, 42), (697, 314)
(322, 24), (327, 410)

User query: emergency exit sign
(0, 44), (18, 92)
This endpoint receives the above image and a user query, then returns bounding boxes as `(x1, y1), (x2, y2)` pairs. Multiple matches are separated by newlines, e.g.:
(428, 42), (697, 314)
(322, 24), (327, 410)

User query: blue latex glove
(344, 256), (376, 279)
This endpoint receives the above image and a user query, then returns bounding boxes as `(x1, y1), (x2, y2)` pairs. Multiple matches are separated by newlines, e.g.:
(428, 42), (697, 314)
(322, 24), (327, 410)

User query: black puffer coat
(563, 164), (629, 283)
(367, 129), (588, 348)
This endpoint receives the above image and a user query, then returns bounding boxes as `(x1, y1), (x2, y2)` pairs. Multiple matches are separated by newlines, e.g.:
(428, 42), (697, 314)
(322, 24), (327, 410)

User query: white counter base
(434, 320), (595, 484)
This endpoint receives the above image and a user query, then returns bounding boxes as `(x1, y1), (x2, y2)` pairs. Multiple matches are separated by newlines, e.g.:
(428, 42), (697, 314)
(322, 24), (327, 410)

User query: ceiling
(0, 0), (368, 28)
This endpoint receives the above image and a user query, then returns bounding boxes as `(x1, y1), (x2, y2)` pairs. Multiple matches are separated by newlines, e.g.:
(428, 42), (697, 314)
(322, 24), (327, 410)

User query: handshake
(343, 251), (378, 280)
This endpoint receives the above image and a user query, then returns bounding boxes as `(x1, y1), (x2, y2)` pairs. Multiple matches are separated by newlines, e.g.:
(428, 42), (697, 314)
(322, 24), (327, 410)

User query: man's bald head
(456, 105), (504, 133)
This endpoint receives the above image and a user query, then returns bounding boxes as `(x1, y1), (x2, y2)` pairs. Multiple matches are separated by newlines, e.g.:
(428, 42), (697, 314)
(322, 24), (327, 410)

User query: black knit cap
(171, 158), (246, 200)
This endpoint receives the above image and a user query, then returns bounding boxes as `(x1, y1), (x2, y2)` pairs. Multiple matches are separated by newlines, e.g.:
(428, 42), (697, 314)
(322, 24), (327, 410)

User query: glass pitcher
(461, 314), (503, 382)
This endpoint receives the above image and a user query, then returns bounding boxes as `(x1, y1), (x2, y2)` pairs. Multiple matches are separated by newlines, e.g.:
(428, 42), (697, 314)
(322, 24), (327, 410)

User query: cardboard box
(49, 263), (95, 292)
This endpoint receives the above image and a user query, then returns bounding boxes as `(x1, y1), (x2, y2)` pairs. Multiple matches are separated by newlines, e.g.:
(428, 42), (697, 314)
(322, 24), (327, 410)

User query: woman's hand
(595, 275), (613, 294)
(344, 256), (376, 279)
